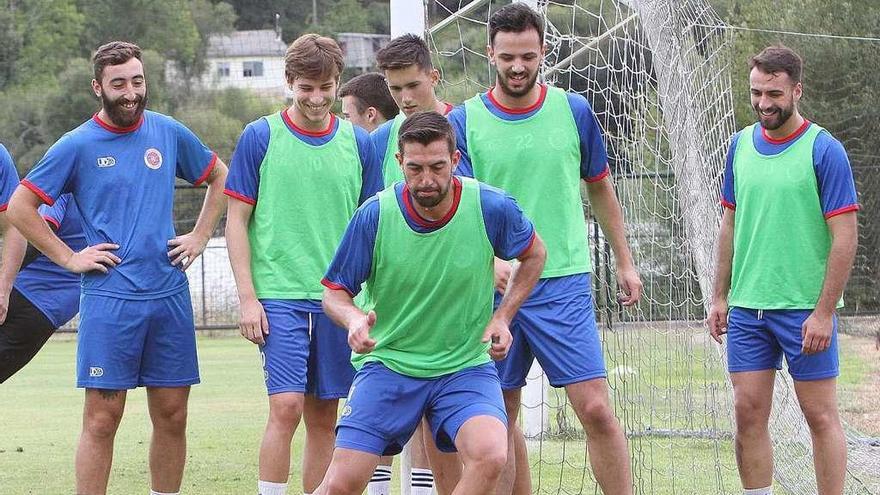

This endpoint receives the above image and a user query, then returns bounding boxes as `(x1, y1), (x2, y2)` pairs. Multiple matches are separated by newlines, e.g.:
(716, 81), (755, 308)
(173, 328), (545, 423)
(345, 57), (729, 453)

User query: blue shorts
(336, 362), (507, 455)
(495, 277), (606, 389)
(76, 288), (199, 389)
(727, 307), (839, 381)
(260, 300), (354, 399)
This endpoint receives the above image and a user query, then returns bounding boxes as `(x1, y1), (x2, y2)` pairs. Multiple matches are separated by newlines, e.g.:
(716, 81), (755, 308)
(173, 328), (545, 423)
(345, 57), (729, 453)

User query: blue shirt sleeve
(0, 144), (20, 210)
(567, 93), (610, 181)
(22, 133), (78, 205)
(447, 106), (474, 178)
(39, 193), (70, 229)
(355, 126), (383, 203)
(171, 118), (216, 185)
(225, 119), (270, 205)
(370, 120), (394, 168)
(480, 184), (536, 260)
(322, 196), (380, 296)
(721, 133), (739, 208)
(814, 132), (859, 218)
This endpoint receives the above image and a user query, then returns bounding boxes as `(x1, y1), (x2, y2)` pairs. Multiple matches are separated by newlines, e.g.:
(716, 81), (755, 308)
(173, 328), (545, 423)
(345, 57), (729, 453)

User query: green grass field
(1, 332), (876, 494)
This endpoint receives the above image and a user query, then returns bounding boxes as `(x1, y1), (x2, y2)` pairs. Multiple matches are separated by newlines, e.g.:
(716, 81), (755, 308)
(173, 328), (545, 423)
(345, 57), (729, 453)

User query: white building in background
(197, 29), (290, 97)
(337, 32), (391, 73)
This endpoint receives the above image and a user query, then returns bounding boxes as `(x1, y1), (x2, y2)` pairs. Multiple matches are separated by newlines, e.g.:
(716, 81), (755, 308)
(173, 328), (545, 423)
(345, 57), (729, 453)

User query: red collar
(487, 84), (547, 115)
(761, 119), (810, 145)
(92, 112), (144, 133)
(402, 177), (462, 229)
(282, 110), (335, 137)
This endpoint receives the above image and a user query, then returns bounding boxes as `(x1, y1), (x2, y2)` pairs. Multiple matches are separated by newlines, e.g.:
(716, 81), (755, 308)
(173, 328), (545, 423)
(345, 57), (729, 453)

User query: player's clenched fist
(482, 317), (512, 361)
(348, 310), (377, 354)
(63, 243), (121, 273)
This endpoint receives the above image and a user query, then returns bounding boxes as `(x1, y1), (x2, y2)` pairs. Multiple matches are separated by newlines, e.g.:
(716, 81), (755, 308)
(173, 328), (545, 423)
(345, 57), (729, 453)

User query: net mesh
(423, 0), (880, 493)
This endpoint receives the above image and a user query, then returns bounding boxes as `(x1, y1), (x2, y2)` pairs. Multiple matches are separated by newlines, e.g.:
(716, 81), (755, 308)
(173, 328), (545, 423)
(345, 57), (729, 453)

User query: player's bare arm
(802, 211), (857, 354)
(708, 208), (734, 343)
(8, 186), (120, 274)
(225, 197), (268, 345)
(168, 158), (228, 270)
(585, 174), (642, 305)
(322, 287), (377, 354)
(484, 234), (546, 360)
(0, 210), (27, 323)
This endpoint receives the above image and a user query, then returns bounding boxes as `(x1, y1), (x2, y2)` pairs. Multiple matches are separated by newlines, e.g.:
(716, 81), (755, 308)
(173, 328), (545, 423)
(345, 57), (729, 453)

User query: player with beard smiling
(707, 45), (859, 495)
(448, 3), (641, 494)
(224, 34), (382, 495)
(8, 41), (228, 495)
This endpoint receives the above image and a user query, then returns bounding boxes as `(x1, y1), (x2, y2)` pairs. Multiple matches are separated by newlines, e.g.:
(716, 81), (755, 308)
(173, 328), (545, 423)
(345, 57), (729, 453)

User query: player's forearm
(712, 209), (735, 303)
(585, 178), (635, 270)
(7, 190), (73, 268)
(224, 209), (258, 301)
(322, 287), (364, 330)
(191, 160), (229, 241)
(495, 235), (546, 324)
(0, 217), (27, 291)
(814, 213), (858, 316)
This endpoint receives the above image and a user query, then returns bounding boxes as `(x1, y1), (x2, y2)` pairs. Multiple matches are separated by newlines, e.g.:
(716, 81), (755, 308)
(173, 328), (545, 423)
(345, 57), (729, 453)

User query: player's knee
(304, 402), (338, 432)
(152, 404), (188, 434)
(800, 405), (839, 435)
(733, 394), (770, 433)
(468, 444), (507, 482)
(269, 394), (304, 427)
(83, 409), (123, 439)
(322, 472), (362, 495)
(574, 397), (616, 432)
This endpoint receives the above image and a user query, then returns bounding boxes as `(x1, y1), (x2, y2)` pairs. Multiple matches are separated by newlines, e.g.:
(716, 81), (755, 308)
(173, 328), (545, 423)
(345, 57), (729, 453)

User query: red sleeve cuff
(720, 199), (736, 210)
(321, 278), (355, 297)
(824, 204), (859, 219)
(224, 189), (257, 205)
(42, 215), (61, 230)
(515, 231), (537, 259)
(193, 153), (218, 186)
(0, 204), (7, 212)
(584, 166), (610, 183)
(21, 179), (55, 206)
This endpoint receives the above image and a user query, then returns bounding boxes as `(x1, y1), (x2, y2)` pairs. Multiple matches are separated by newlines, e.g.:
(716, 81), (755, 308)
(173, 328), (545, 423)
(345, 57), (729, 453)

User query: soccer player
(339, 72), (399, 133)
(448, 4), (643, 494)
(7, 41), (228, 495)
(224, 34), (382, 495)
(0, 193), (86, 383)
(0, 144), (27, 327)
(707, 45), (858, 495)
(317, 111), (546, 495)
(372, 34), (454, 186)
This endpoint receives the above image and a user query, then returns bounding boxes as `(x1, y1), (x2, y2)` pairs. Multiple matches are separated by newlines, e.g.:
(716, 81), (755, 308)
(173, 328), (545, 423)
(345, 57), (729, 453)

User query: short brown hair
(749, 44), (803, 83)
(376, 34), (433, 72)
(339, 72), (400, 120)
(285, 34), (344, 84)
(398, 111), (456, 155)
(489, 3), (544, 45)
(93, 41), (142, 81)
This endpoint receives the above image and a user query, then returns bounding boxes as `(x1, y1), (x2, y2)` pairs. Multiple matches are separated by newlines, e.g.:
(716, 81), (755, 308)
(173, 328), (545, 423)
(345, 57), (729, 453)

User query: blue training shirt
(22, 111), (217, 299)
(14, 194), (86, 327)
(225, 111), (383, 312)
(322, 177), (536, 296)
(721, 121), (859, 218)
(447, 85), (609, 302)
(0, 143), (20, 210)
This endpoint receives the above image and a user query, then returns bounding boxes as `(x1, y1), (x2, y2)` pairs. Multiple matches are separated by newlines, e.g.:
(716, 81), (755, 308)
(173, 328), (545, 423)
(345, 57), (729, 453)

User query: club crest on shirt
(144, 148), (163, 170)
(97, 156), (116, 168)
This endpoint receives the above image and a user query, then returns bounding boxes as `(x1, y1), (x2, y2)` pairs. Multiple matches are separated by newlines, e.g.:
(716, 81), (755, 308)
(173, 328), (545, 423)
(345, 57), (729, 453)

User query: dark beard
(755, 103), (794, 131)
(101, 91), (147, 128)
(496, 70), (539, 98)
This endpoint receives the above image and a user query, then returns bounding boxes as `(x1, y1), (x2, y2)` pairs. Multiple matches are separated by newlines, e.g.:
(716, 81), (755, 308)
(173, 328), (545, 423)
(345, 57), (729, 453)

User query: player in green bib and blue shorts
(317, 112), (546, 495)
(707, 46), (859, 495)
(448, 4), (643, 494)
(225, 34), (382, 495)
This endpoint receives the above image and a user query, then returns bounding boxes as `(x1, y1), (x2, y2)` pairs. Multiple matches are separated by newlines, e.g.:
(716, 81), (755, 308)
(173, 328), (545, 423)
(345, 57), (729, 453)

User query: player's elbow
(520, 233), (547, 270)
(7, 187), (40, 232)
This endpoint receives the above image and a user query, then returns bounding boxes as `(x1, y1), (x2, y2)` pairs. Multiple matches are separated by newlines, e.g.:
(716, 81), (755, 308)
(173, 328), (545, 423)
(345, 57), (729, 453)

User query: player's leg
(140, 289), (201, 494)
(508, 392), (531, 495)
(75, 388), (127, 495)
(419, 418), (459, 495)
(367, 456), (394, 495)
(427, 363), (508, 495)
(0, 288), (57, 383)
(773, 310), (844, 494)
(316, 448), (382, 495)
(74, 294), (142, 494)
(303, 395), (339, 493)
(146, 386), (191, 493)
(258, 302), (312, 491)
(304, 311), (357, 493)
(727, 308), (783, 491)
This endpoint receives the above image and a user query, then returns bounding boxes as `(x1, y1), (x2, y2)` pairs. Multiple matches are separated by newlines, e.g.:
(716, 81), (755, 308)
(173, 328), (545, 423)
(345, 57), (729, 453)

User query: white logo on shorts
(97, 156), (116, 168)
(144, 148), (163, 169)
(341, 405), (352, 417)
(89, 367), (104, 377)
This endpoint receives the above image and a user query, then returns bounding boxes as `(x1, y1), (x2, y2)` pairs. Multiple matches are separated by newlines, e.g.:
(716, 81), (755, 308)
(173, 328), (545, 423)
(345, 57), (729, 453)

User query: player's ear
(367, 107), (378, 123)
(92, 79), (102, 98)
(793, 81), (803, 102)
(395, 151), (404, 166)
(430, 68), (440, 85)
(450, 149), (460, 171)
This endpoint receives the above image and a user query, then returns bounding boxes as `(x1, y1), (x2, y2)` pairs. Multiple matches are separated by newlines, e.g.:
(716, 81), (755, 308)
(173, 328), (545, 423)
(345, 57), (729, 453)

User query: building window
(243, 61), (264, 78)
(217, 62), (230, 78)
